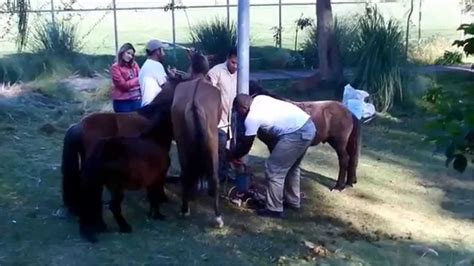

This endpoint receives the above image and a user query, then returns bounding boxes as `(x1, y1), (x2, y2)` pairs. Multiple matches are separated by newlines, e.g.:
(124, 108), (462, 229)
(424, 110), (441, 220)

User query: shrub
(452, 23), (474, 57)
(190, 17), (237, 63)
(409, 36), (454, 65)
(301, 17), (359, 69)
(352, 8), (406, 112)
(434, 51), (463, 65)
(423, 81), (474, 173)
(29, 20), (82, 57)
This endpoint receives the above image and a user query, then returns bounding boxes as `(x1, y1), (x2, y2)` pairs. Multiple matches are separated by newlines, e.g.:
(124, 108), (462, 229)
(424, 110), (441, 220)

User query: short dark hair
(228, 46), (237, 58)
(191, 52), (209, 75)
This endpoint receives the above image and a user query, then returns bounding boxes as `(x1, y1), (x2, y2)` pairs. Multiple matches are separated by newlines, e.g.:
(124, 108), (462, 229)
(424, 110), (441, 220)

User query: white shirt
(244, 95), (311, 137)
(207, 62), (237, 135)
(139, 59), (168, 106)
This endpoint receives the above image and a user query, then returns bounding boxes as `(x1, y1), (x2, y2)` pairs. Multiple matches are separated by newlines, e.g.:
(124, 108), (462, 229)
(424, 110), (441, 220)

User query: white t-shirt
(244, 95), (311, 137)
(139, 59), (168, 106)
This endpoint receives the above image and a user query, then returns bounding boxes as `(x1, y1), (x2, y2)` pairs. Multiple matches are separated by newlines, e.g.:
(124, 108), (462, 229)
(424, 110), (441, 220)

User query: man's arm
(231, 135), (255, 159)
(206, 67), (219, 87)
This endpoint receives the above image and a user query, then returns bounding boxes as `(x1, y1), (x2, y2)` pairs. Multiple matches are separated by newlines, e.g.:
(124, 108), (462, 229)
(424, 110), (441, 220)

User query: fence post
(418, 0), (422, 41)
(172, 0), (176, 46)
(226, 0), (230, 29)
(112, 0), (119, 53)
(278, 0), (282, 48)
(50, 0), (56, 26)
(237, 0), (249, 95)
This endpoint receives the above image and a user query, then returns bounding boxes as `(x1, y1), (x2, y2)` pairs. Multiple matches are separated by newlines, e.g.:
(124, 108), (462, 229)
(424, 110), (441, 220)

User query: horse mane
(248, 80), (288, 102)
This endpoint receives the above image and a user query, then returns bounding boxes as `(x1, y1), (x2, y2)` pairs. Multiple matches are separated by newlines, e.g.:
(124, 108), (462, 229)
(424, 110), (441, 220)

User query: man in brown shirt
(207, 47), (238, 183)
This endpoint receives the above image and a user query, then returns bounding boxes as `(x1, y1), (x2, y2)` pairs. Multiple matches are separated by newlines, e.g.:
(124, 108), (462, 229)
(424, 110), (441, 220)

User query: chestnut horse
(171, 75), (223, 227)
(79, 134), (170, 243)
(247, 81), (361, 191)
(61, 76), (181, 216)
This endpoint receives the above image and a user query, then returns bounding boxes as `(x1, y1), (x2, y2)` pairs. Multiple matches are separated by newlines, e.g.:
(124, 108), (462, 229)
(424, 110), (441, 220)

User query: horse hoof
(159, 194), (169, 203)
(119, 224), (132, 233)
(80, 231), (98, 243)
(331, 184), (345, 191)
(152, 213), (166, 221)
(95, 222), (107, 233)
(215, 216), (224, 228)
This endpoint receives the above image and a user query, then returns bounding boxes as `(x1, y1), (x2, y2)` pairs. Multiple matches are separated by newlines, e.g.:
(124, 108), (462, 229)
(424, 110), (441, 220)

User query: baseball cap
(145, 39), (169, 52)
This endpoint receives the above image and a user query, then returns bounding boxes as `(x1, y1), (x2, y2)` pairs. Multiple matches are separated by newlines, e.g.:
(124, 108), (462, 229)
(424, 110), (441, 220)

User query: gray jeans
(265, 119), (316, 212)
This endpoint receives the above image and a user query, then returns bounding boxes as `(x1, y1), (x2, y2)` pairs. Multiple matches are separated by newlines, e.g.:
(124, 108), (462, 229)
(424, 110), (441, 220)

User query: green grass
(0, 72), (473, 265)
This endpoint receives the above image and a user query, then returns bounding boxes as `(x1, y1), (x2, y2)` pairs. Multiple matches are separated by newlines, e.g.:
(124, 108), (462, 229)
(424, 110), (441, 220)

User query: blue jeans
(113, 99), (141, 113)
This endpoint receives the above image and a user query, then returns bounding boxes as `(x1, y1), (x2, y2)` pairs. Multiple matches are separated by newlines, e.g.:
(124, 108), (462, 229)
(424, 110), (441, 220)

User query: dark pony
(79, 133), (170, 243)
(170, 52), (223, 227)
(60, 49), (204, 216)
(247, 80), (361, 191)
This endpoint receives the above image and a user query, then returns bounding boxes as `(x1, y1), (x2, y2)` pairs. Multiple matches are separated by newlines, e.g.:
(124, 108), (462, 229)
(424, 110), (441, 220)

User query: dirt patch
(39, 123), (57, 135)
(58, 76), (108, 92)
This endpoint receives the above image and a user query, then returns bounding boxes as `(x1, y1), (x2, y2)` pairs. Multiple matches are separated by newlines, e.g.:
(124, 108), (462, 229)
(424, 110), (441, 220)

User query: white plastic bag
(342, 84), (376, 121)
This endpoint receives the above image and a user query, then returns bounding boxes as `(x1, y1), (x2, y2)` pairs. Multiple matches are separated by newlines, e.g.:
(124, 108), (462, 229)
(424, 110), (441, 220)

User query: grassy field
(0, 1), (463, 56)
(0, 70), (473, 265)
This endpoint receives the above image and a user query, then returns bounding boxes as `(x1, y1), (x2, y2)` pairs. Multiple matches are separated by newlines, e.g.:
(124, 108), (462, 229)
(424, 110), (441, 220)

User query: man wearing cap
(229, 94), (316, 218)
(206, 47), (238, 183)
(139, 39), (176, 107)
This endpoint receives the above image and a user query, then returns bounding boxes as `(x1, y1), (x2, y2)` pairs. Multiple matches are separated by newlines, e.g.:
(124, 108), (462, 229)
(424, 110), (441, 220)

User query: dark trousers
(218, 129), (232, 182)
(113, 99), (141, 113)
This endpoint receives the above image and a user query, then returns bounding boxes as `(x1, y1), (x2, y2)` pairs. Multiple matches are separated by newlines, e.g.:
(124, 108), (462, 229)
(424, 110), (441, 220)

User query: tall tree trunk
(289, 0), (344, 99)
(317, 0), (342, 81)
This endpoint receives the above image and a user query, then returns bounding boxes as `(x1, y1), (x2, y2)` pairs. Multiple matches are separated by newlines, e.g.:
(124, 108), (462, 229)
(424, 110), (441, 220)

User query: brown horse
(171, 74), (223, 227)
(247, 81), (361, 191)
(79, 134), (170, 243)
(61, 76), (181, 216)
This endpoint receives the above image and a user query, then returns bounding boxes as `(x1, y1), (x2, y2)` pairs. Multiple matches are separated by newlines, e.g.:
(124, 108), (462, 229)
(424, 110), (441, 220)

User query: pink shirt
(110, 62), (141, 101)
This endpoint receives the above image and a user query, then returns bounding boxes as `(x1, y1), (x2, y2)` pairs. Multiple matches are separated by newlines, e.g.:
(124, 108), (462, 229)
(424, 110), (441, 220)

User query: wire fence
(0, 0), (466, 55)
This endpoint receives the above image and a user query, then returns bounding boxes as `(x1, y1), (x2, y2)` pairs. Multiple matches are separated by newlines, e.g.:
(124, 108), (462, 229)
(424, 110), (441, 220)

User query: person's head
(191, 52), (210, 78)
(117, 43), (136, 66)
(226, 46), (238, 74)
(233, 94), (253, 116)
(145, 39), (168, 62)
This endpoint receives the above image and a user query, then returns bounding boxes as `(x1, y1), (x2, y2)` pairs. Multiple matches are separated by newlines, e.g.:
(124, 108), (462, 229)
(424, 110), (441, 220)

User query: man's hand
(167, 66), (177, 78)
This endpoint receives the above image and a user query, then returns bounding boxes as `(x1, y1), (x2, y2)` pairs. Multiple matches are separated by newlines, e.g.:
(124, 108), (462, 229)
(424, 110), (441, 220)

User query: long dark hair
(116, 43), (136, 66)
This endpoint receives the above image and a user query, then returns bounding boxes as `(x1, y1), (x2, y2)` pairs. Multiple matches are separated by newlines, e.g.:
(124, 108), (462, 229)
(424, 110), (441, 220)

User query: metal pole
(417, 0), (422, 41)
(112, 0), (119, 53)
(172, 0), (176, 46)
(278, 0), (282, 48)
(226, 0), (230, 29)
(50, 0), (55, 26)
(237, 0), (250, 95)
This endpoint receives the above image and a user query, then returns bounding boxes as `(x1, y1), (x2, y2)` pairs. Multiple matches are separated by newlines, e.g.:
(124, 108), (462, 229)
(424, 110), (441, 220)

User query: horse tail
(61, 124), (84, 216)
(187, 79), (212, 192)
(347, 114), (361, 180)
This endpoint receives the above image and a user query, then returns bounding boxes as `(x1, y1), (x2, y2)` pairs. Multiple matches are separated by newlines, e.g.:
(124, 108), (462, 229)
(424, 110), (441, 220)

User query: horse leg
(159, 155), (171, 203)
(93, 185), (107, 233)
(147, 181), (166, 220)
(328, 140), (350, 191)
(109, 189), (132, 233)
(210, 152), (223, 228)
(79, 182), (103, 243)
(180, 169), (192, 217)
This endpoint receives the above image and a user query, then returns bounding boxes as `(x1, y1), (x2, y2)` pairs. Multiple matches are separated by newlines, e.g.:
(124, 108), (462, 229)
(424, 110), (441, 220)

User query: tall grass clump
(30, 20), (83, 57)
(190, 17), (237, 63)
(352, 8), (406, 112)
(301, 17), (359, 69)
